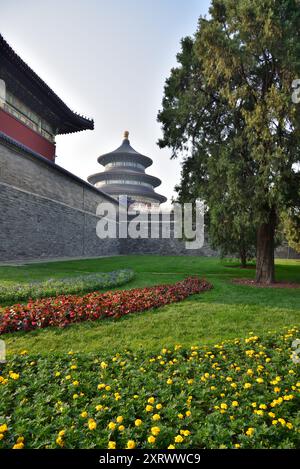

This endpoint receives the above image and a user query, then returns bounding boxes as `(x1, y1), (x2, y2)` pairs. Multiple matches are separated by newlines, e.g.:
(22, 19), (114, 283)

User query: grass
(0, 256), (299, 355)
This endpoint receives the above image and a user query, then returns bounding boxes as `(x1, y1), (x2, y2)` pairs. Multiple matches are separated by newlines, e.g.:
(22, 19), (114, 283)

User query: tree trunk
(255, 212), (276, 284)
(239, 247), (247, 268)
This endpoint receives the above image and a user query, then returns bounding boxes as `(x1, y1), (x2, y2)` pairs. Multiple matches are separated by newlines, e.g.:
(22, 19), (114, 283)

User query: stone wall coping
(0, 131), (118, 206)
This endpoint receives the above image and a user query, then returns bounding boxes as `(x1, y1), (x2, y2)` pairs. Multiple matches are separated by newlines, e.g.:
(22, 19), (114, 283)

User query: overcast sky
(1, 0), (211, 207)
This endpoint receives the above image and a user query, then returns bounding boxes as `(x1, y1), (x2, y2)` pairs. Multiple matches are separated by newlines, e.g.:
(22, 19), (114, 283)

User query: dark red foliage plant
(0, 277), (212, 334)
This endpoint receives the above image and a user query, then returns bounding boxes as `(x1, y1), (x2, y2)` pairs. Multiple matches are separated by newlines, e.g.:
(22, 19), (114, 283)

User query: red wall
(0, 108), (55, 161)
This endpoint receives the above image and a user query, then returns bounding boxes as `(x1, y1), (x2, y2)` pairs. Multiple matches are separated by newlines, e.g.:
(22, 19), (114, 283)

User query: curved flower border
(0, 277), (212, 335)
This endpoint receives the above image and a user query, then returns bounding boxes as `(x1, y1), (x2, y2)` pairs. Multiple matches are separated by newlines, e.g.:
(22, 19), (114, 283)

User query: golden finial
(123, 130), (129, 139)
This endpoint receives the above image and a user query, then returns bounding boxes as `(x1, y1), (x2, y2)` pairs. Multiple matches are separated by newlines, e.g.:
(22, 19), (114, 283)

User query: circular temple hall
(88, 131), (167, 210)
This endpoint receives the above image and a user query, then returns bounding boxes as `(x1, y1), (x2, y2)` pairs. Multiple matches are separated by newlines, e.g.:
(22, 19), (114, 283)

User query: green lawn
(0, 256), (299, 355)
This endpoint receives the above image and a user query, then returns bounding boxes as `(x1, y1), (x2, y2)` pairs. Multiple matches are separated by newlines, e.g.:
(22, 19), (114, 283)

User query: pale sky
(1, 0), (211, 208)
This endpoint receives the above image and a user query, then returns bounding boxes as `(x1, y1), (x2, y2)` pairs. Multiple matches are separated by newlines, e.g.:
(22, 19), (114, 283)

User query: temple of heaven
(88, 131), (167, 210)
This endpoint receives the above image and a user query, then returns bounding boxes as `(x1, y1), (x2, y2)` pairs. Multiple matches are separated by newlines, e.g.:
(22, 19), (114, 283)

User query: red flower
(0, 277), (212, 335)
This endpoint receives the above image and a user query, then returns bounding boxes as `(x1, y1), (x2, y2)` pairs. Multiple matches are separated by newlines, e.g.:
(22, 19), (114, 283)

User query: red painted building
(0, 34), (93, 161)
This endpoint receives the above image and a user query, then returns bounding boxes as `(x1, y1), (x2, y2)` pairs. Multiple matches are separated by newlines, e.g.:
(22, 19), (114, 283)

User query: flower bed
(0, 328), (299, 449)
(0, 269), (135, 304)
(0, 277), (212, 335)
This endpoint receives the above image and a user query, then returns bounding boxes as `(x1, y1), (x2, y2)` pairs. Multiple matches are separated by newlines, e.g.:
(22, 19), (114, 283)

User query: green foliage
(158, 0), (300, 281)
(0, 269), (135, 304)
(282, 210), (300, 253)
(0, 329), (299, 449)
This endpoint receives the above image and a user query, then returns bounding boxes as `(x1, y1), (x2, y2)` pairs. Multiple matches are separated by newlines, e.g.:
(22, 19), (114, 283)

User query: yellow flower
(98, 383), (105, 390)
(234, 444), (241, 449)
(246, 369), (254, 376)
(55, 372), (61, 377)
(118, 425), (125, 432)
(272, 420), (278, 425)
(116, 416), (123, 423)
(126, 440), (136, 449)
(220, 403), (228, 410)
(81, 411), (88, 418)
(268, 412), (276, 418)
(73, 394), (79, 400)
(286, 422), (293, 430)
(174, 435), (184, 443)
(146, 405), (153, 412)
(278, 418), (286, 427)
(108, 441), (116, 449)
(56, 437), (64, 447)
(70, 365), (77, 370)
(10, 373), (19, 380)
(108, 422), (116, 431)
(244, 383), (252, 389)
(105, 386), (111, 391)
(100, 362), (108, 369)
(245, 427), (255, 437)
(96, 405), (103, 411)
(135, 419), (142, 427)
(180, 430), (191, 436)
(151, 427), (160, 436)
(186, 411), (191, 417)
(88, 419), (97, 430)
(148, 435), (156, 444)
(0, 434), (4, 440)
(156, 403), (162, 410)
(232, 401), (239, 407)
(0, 424), (8, 433)
(148, 397), (155, 404)
(152, 414), (160, 421)
(259, 404), (267, 410)
(167, 379), (173, 385)
(256, 378), (264, 384)
(58, 430), (65, 437)
(168, 444), (175, 449)
(72, 380), (79, 386)
(274, 387), (280, 393)
(12, 442), (24, 449)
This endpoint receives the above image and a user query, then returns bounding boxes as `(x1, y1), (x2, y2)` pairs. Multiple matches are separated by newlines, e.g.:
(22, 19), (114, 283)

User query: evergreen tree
(158, 0), (300, 283)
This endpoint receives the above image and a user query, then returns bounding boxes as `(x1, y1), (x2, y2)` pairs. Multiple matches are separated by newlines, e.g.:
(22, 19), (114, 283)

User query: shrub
(0, 269), (135, 304)
(0, 328), (299, 449)
(0, 277), (212, 334)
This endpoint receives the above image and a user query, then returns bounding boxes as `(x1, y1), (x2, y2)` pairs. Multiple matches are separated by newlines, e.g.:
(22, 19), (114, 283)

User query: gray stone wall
(119, 214), (218, 256)
(0, 139), (119, 261)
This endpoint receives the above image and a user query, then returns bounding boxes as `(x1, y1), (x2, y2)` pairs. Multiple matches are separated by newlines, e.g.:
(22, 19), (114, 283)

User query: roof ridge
(0, 33), (94, 130)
